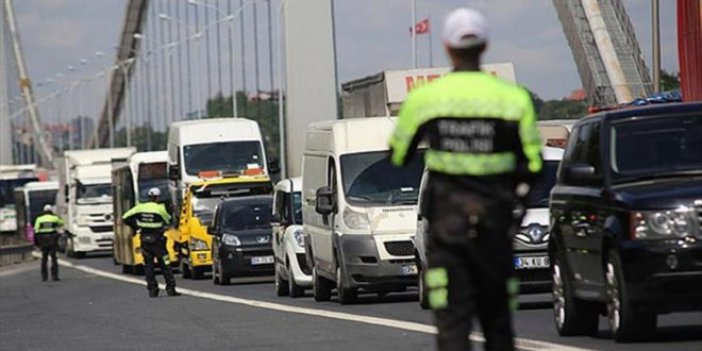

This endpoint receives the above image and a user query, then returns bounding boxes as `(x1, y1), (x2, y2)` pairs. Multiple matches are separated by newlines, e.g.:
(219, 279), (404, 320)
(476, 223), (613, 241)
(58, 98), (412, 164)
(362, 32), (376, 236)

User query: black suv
(549, 102), (702, 342)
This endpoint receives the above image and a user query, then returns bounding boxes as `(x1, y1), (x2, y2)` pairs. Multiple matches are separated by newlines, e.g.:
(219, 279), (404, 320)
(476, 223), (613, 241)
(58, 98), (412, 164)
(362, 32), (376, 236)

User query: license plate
(251, 256), (274, 265)
(401, 264), (418, 275)
(514, 255), (550, 269)
(197, 253), (207, 260)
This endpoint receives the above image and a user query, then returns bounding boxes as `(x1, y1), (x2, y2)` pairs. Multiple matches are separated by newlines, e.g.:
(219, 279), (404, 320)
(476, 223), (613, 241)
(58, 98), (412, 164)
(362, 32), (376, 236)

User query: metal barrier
(0, 243), (34, 266)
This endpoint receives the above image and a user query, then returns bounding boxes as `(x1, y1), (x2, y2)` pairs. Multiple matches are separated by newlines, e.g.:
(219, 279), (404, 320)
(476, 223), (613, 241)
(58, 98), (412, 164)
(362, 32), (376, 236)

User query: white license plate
(401, 264), (418, 275)
(251, 256), (274, 265)
(514, 256), (550, 269)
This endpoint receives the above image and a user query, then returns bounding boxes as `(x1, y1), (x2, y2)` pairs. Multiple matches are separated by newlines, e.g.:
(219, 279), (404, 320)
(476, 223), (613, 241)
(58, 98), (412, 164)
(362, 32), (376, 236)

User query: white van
(414, 146), (565, 308)
(302, 117), (425, 304)
(272, 177), (311, 297)
(167, 117), (272, 216)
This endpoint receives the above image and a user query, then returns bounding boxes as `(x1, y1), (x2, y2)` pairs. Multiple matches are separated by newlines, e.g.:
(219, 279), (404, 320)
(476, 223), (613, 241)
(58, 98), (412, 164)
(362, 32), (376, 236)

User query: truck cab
(56, 148), (136, 257)
(112, 151), (178, 274)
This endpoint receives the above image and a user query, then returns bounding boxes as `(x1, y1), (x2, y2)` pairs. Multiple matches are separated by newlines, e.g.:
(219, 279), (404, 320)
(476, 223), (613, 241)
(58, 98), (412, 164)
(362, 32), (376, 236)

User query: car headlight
(293, 228), (305, 247)
(221, 234), (241, 247)
(189, 238), (209, 250)
(631, 207), (696, 239)
(343, 207), (370, 231)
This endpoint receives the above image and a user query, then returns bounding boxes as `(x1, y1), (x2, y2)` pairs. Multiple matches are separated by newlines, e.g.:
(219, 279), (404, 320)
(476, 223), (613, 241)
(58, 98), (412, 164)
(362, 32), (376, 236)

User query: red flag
(409, 18), (430, 35)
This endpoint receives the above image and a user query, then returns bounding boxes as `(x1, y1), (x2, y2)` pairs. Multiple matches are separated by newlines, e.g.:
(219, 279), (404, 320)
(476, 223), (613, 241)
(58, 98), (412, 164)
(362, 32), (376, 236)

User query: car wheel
(606, 250), (656, 342)
(336, 265), (357, 305)
(275, 263), (290, 297)
(133, 264), (144, 276)
(418, 266), (430, 310)
(212, 261), (220, 285)
(552, 254), (599, 336)
(181, 259), (192, 279)
(312, 266), (332, 302)
(121, 264), (132, 274)
(288, 262), (305, 298)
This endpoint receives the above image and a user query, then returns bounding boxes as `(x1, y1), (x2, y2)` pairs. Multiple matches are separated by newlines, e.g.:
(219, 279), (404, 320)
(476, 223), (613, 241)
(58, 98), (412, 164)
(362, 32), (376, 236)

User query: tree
(528, 90), (587, 120)
(115, 125), (167, 151)
(660, 70), (680, 91)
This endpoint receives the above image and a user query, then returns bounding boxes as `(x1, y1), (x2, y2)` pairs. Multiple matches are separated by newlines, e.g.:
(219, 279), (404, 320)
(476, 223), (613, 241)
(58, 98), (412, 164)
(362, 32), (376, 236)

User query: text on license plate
(514, 256), (550, 269)
(251, 256), (274, 265)
(401, 264), (418, 275)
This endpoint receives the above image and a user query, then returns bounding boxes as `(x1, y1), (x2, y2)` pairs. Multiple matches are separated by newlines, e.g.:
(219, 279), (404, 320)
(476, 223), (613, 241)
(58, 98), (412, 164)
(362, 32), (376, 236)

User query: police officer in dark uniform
(34, 204), (65, 282)
(122, 188), (180, 297)
(390, 8), (543, 351)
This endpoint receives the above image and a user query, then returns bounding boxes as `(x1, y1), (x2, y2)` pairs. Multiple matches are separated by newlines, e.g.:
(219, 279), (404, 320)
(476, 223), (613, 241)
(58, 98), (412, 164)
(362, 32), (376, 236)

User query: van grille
(384, 241), (415, 256)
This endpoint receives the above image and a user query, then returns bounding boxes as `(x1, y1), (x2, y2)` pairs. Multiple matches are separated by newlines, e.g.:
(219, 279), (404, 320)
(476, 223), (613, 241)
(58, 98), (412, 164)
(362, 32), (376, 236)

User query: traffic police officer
(34, 204), (64, 282)
(122, 188), (180, 297)
(390, 8), (543, 351)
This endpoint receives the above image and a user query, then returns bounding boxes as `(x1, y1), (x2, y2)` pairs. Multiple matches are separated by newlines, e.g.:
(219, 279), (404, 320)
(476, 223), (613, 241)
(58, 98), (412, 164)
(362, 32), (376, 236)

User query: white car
(272, 177), (312, 297)
(415, 146), (565, 309)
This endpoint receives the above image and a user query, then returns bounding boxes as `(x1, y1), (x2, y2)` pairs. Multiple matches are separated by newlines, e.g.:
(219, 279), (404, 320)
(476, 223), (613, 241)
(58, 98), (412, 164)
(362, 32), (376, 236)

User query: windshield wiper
(348, 195), (373, 202)
(391, 199), (417, 205)
(619, 170), (702, 184)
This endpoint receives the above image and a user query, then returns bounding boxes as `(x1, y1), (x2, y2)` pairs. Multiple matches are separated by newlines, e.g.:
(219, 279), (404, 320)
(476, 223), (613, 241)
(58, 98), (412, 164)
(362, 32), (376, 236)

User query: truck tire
(312, 266), (332, 302)
(606, 250), (656, 342)
(552, 254), (599, 336)
(192, 266), (204, 280)
(181, 259), (192, 279)
(121, 264), (132, 274)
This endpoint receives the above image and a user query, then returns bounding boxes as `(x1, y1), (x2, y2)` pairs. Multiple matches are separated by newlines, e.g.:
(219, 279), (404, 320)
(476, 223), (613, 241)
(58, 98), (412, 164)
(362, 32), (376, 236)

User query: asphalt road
(1, 253), (701, 351)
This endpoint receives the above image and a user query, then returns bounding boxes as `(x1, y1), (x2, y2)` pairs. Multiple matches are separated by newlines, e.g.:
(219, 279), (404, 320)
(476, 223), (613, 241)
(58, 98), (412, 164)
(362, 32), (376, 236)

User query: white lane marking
(47, 254), (593, 351)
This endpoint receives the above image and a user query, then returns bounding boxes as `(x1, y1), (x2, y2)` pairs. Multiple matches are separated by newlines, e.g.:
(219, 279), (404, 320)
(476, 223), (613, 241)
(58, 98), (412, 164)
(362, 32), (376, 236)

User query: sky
(13, 0), (679, 116)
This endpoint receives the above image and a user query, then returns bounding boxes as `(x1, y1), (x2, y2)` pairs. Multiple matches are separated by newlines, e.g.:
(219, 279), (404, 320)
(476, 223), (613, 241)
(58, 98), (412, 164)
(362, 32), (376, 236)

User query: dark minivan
(549, 102), (702, 342)
(210, 195), (274, 285)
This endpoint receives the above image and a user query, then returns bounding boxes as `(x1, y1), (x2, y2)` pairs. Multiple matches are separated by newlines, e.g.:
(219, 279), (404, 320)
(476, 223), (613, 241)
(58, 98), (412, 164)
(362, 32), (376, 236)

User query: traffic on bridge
(1, 0), (701, 350)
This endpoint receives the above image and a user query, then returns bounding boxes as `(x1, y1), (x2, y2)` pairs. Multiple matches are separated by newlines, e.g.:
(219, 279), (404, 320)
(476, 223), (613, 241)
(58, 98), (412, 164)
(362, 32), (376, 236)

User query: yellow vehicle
(112, 152), (179, 275)
(176, 174), (273, 279)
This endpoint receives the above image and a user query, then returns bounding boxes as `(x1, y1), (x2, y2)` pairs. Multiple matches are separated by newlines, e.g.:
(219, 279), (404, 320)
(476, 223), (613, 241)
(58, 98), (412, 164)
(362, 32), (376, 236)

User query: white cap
(442, 8), (489, 49)
(147, 187), (161, 197)
(43, 204), (53, 212)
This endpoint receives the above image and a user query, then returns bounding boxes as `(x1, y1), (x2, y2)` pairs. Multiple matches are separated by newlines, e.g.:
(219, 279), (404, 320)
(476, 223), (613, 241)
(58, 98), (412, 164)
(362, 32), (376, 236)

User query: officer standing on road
(390, 8), (543, 351)
(122, 188), (180, 298)
(34, 204), (64, 282)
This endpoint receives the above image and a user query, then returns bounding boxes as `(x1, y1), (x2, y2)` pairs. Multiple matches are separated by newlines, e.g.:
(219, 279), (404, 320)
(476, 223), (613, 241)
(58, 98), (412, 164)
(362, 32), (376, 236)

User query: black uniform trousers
(36, 233), (59, 280)
(424, 175), (518, 351)
(141, 235), (176, 291)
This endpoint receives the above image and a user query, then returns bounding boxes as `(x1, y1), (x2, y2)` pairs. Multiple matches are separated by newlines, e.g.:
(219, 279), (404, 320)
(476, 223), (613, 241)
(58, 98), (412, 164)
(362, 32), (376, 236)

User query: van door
(318, 157), (338, 276)
(302, 154), (335, 276)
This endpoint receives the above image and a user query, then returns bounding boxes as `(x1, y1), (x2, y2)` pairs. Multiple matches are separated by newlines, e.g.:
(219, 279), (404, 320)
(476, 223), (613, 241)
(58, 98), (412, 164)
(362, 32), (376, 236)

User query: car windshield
(76, 182), (112, 204)
(221, 200), (272, 231)
(28, 190), (57, 221)
(0, 178), (37, 207)
(137, 179), (171, 203)
(340, 150), (425, 206)
(526, 160), (559, 208)
(292, 192), (302, 224)
(610, 113), (702, 182)
(191, 196), (222, 227)
(183, 141), (263, 176)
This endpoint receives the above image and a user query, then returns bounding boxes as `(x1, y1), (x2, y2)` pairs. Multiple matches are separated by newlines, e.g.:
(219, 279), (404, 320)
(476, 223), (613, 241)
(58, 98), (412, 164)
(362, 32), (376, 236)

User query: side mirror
(207, 225), (221, 236)
(268, 158), (281, 175)
(168, 164), (180, 181)
(566, 164), (598, 185)
(315, 186), (336, 215)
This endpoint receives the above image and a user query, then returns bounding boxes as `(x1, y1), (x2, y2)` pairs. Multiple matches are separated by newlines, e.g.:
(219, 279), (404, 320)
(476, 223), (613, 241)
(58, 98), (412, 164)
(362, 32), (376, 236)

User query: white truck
(56, 148), (136, 257)
(341, 64), (517, 118)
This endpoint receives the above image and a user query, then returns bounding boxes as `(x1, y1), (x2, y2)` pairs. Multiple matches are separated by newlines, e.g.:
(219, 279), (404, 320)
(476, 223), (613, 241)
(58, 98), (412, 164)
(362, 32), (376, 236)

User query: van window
(340, 150), (425, 205)
(183, 141), (263, 176)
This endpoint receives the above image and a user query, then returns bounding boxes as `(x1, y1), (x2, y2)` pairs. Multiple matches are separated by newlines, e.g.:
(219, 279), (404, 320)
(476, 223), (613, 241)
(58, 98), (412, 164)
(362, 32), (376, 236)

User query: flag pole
(428, 16), (433, 67)
(411, 0), (417, 68)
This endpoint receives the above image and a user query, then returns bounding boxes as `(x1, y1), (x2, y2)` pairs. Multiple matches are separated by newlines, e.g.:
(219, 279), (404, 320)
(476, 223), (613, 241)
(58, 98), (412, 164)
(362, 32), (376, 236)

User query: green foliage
(527, 90), (587, 120)
(115, 124), (167, 151)
(660, 70), (680, 91)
